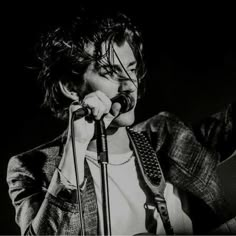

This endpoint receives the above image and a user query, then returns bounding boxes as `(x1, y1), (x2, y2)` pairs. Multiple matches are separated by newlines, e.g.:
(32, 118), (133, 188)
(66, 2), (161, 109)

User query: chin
(110, 110), (135, 127)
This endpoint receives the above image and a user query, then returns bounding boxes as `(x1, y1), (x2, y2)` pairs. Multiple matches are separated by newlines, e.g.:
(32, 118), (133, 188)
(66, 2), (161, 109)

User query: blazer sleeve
(6, 151), (84, 235)
(192, 103), (236, 161)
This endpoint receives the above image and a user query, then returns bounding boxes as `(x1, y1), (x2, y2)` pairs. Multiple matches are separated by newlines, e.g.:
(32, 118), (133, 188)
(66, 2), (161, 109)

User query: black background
(1, 1), (236, 234)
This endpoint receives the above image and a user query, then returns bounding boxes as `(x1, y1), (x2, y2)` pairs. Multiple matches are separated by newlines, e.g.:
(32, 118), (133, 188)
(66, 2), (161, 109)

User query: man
(7, 9), (236, 235)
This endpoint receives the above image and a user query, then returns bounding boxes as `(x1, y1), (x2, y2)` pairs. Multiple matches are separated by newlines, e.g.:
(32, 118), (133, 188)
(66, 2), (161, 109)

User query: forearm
(7, 151), (87, 235)
(31, 141), (89, 234)
(22, 189), (83, 235)
(58, 138), (88, 186)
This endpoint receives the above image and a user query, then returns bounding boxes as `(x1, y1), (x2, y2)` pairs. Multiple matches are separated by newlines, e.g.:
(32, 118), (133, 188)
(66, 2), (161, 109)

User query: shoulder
(133, 111), (187, 134)
(7, 134), (65, 182)
(132, 111), (188, 151)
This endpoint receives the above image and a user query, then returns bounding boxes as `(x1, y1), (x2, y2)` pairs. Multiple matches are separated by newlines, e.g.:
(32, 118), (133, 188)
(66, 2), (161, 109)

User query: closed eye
(129, 68), (136, 73)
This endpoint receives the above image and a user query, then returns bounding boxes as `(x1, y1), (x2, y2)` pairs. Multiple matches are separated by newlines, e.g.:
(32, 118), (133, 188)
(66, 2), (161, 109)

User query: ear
(59, 81), (79, 101)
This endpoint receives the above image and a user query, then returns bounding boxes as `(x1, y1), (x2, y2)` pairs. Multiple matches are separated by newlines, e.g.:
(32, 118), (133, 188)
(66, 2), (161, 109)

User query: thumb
(110, 102), (122, 117)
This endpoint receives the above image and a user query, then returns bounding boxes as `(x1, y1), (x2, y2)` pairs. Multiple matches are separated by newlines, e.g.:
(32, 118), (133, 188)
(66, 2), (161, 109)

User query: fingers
(66, 91), (114, 144)
(66, 101), (95, 144)
(83, 91), (112, 120)
(69, 100), (83, 113)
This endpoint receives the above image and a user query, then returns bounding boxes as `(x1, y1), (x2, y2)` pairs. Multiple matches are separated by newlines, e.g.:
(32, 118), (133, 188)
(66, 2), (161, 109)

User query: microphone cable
(71, 111), (86, 236)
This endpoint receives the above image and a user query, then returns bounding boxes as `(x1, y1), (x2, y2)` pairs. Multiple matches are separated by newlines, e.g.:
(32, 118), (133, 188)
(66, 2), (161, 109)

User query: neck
(87, 126), (131, 154)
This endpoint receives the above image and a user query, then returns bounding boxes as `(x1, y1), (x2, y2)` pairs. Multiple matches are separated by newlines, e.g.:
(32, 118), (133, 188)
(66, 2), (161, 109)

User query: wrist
(59, 139), (89, 186)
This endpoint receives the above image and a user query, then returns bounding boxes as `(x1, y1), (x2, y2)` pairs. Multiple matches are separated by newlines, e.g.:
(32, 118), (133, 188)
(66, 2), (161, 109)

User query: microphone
(111, 92), (135, 113)
(73, 92), (135, 119)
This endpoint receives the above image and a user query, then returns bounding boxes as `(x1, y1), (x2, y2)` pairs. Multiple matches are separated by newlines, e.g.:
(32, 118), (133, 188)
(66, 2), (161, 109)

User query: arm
(7, 90), (114, 235)
(7, 146), (87, 235)
(133, 110), (236, 233)
(192, 103), (236, 161)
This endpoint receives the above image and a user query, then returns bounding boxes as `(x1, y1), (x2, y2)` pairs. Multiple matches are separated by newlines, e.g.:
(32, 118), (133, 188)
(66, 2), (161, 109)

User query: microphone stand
(96, 120), (112, 236)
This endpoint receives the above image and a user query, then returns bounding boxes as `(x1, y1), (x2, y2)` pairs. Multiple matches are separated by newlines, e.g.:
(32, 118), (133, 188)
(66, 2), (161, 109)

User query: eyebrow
(101, 61), (137, 72)
(127, 61), (137, 68)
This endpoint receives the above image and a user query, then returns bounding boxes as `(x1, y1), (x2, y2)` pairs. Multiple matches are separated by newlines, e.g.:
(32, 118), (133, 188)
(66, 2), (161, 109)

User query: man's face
(83, 40), (138, 127)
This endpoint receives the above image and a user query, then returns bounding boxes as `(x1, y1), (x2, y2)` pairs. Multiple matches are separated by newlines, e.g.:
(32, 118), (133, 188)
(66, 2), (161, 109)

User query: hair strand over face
(37, 11), (146, 120)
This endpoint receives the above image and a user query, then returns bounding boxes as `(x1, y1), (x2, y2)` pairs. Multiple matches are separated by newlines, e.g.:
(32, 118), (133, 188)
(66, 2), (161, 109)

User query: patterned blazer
(7, 105), (236, 235)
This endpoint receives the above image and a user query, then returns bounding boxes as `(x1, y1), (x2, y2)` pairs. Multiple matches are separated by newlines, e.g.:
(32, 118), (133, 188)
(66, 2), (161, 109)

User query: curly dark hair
(37, 9), (146, 120)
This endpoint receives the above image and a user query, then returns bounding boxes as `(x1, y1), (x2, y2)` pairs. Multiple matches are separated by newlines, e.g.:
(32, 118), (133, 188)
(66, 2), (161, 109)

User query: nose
(118, 77), (137, 94)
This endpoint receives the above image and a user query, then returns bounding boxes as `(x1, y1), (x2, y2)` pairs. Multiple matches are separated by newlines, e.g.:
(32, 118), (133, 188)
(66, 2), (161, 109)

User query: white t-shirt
(86, 150), (193, 235)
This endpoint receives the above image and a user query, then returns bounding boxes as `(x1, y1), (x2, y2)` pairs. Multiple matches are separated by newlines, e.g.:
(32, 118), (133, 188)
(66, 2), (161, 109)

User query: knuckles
(83, 91), (112, 115)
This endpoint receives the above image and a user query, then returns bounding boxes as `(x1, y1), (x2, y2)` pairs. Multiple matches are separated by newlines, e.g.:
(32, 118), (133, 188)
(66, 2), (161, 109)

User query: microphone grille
(113, 92), (135, 113)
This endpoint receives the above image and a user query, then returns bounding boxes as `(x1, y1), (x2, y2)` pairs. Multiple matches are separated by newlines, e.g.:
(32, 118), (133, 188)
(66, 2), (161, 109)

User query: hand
(59, 91), (115, 186)
(69, 90), (114, 144)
